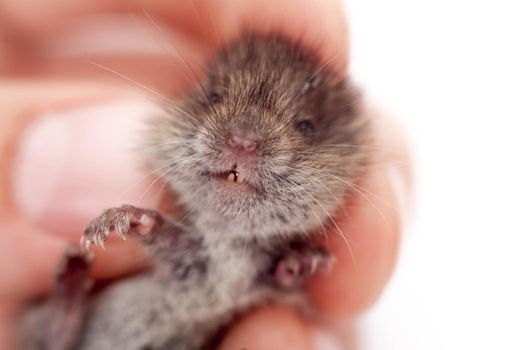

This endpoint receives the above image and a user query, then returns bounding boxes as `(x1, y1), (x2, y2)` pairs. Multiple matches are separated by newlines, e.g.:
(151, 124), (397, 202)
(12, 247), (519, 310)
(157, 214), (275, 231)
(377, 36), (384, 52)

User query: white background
(343, 0), (525, 349)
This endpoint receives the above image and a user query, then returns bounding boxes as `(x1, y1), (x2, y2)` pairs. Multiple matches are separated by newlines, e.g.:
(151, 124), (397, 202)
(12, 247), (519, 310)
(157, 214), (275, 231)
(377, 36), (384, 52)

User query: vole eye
(209, 92), (222, 105)
(295, 120), (315, 138)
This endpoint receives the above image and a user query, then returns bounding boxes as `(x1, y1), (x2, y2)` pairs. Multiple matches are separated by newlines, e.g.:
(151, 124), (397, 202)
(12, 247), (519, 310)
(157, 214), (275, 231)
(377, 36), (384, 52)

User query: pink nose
(228, 127), (258, 153)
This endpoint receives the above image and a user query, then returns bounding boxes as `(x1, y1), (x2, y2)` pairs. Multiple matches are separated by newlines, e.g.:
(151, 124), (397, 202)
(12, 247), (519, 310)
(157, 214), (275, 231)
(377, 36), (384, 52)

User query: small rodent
(18, 33), (369, 350)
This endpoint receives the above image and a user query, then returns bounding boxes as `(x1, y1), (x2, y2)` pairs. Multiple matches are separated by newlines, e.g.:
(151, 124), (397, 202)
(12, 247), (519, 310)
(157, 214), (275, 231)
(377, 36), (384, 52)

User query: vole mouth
(216, 169), (248, 184)
(202, 168), (250, 186)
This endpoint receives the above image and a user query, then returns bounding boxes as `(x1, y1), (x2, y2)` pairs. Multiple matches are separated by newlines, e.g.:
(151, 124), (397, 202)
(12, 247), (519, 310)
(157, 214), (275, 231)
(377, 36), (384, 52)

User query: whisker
(350, 182), (399, 213)
(309, 46), (346, 81)
(189, 0), (221, 45)
(152, 173), (172, 205)
(276, 175), (336, 255)
(87, 60), (170, 103)
(301, 166), (393, 235)
(117, 159), (178, 202)
(297, 184), (356, 266)
(189, 0), (207, 37)
(141, 8), (222, 125)
(291, 166), (355, 225)
(137, 157), (195, 202)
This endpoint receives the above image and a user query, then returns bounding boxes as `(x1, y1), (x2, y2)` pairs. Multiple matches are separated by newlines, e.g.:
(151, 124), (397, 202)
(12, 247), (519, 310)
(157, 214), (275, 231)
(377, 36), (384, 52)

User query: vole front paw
(274, 246), (333, 289)
(81, 205), (157, 251)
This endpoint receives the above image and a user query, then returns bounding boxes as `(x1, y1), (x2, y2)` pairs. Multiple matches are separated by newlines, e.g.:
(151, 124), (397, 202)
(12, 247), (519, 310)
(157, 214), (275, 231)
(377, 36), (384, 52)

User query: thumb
(0, 81), (162, 293)
(4, 82), (161, 238)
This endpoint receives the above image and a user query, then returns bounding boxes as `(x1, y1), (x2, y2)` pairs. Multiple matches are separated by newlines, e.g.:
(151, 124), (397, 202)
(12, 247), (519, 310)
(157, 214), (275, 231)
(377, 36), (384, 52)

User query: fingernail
(12, 99), (162, 237)
(312, 328), (343, 350)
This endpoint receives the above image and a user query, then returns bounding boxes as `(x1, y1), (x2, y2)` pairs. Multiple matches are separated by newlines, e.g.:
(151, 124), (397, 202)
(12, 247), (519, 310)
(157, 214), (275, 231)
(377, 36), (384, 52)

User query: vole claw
(273, 245), (333, 289)
(81, 205), (157, 251)
(80, 236), (92, 252)
(96, 235), (105, 250)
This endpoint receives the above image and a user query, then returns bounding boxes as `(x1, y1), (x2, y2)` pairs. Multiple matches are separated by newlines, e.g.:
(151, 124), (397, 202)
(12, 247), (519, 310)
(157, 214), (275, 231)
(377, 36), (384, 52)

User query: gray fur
(18, 34), (369, 350)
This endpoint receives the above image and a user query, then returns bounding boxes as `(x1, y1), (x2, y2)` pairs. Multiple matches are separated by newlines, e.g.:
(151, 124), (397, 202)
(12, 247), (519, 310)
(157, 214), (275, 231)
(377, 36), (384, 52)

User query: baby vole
(19, 33), (369, 350)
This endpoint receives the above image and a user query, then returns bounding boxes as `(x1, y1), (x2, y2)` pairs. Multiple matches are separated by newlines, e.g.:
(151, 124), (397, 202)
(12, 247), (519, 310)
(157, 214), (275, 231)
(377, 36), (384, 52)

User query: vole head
(146, 35), (368, 238)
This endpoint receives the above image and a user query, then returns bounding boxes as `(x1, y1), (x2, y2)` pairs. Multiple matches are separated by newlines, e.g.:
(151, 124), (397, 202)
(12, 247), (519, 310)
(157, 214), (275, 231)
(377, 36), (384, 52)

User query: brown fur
(19, 34), (370, 350)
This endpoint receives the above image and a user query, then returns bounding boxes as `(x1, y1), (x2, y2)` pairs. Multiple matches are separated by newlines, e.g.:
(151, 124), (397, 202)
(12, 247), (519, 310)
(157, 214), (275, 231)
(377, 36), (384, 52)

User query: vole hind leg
(45, 245), (93, 350)
(272, 243), (333, 290)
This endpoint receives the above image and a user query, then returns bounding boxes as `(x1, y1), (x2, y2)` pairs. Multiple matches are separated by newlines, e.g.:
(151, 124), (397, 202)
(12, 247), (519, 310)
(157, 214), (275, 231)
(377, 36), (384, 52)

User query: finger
(204, 0), (349, 70)
(0, 222), (146, 347)
(307, 105), (412, 316)
(0, 221), (66, 301)
(3, 82), (160, 235)
(0, 80), (138, 213)
(1, 81), (162, 293)
(0, 303), (18, 350)
(218, 305), (315, 350)
(0, 221), (148, 300)
(2, 0), (348, 76)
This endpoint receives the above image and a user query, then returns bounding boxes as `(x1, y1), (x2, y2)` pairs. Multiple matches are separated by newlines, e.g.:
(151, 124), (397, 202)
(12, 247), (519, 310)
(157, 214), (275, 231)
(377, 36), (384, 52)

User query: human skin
(0, 0), (410, 349)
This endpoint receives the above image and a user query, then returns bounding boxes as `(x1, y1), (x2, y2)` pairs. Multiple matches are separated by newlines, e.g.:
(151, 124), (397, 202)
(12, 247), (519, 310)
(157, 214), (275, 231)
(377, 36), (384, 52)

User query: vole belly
(77, 235), (267, 350)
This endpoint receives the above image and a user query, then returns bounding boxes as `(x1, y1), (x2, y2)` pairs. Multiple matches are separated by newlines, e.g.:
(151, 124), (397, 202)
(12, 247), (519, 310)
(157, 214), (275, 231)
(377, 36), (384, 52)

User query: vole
(18, 33), (370, 350)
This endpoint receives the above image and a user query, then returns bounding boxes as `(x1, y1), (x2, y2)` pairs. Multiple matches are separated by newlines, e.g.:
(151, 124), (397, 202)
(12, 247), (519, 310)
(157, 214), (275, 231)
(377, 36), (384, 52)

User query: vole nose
(228, 127), (258, 153)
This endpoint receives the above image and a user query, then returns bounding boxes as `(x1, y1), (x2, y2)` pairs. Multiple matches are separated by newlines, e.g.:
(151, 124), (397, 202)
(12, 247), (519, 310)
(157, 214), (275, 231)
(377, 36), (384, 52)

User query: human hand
(0, 1), (410, 349)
